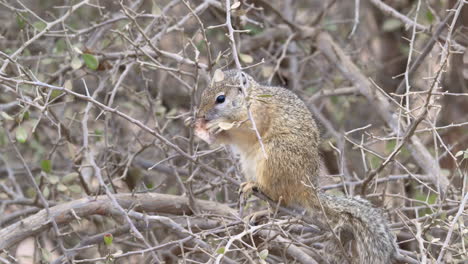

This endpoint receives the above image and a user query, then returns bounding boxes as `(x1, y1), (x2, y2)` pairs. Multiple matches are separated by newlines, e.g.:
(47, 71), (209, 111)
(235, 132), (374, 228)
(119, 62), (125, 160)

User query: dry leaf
(213, 69), (225, 82)
(73, 46), (82, 55)
(261, 66), (274, 77)
(239, 53), (253, 64)
(218, 122), (235, 130)
(71, 56), (83, 70)
(64, 80), (73, 90)
(231, 1), (241, 9)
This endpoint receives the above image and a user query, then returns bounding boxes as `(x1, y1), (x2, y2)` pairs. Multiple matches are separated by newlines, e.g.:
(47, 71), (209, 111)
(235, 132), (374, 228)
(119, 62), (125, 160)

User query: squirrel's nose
(195, 113), (209, 122)
(195, 112), (206, 120)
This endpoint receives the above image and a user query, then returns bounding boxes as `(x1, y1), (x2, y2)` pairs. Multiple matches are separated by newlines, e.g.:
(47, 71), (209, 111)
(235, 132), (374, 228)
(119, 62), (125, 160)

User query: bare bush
(0, 0), (467, 263)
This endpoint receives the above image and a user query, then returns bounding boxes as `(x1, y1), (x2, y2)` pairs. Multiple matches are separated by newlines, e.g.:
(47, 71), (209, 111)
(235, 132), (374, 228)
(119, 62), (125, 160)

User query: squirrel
(194, 69), (397, 264)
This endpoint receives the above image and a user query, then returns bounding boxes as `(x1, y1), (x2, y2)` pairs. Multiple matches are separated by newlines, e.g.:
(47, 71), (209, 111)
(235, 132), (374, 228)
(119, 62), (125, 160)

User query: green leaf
(427, 193), (437, 205)
(369, 155), (381, 169)
(22, 111), (30, 121)
(42, 186), (50, 198)
(257, 94), (272, 98)
(41, 248), (51, 262)
(216, 247), (225, 254)
(94, 129), (103, 136)
(16, 126), (28, 143)
(57, 183), (67, 192)
(26, 187), (36, 198)
(324, 23), (338, 32)
(426, 10), (435, 23)
(82, 53), (99, 70)
(41, 58), (53, 65)
(41, 160), (52, 173)
(16, 14), (26, 29)
(414, 191), (437, 216)
(22, 48), (31, 57)
(33, 21), (47, 31)
(382, 19), (403, 32)
(51, 90), (63, 99)
(53, 39), (67, 54)
(439, 211), (447, 221)
(414, 191), (426, 202)
(69, 185), (82, 193)
(259, 249), (269, 260)
(244, 24), (263, 35)
(48, 175), (59, 184)
(62, 172), (79, 184)
(103, 234), (113, 246)
(385, 140), (397, 153)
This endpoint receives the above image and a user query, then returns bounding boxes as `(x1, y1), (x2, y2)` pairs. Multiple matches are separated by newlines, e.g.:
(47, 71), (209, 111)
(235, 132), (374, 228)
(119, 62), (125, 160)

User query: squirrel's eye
(216, 95), (225, 104)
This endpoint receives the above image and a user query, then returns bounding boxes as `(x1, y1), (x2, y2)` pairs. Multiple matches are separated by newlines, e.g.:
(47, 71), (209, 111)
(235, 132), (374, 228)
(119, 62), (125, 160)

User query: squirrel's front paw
(239, 181), (258, 197)
(206, 122), (223, 135)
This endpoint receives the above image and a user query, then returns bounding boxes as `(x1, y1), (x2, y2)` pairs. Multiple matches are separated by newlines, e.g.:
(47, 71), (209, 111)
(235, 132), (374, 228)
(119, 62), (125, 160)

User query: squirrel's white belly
(229, 145), (258, 181)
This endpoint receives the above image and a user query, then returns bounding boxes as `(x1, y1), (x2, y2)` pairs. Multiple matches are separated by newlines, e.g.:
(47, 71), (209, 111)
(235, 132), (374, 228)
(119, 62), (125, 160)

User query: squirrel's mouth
(194, 118), (239, 145)
(194, 118), (216, 144)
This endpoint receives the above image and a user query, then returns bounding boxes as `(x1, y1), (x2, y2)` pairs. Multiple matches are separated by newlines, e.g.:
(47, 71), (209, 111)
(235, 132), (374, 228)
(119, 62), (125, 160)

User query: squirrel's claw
(184, 116), (195, 127)
(239, 181), (258, 197)
(239, 181), (264, 225)
(206, 122), (222, 135)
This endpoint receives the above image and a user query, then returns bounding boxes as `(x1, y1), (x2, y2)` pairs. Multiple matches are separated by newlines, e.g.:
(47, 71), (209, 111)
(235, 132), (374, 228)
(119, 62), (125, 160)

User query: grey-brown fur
(196, 70), (397, 263)
(316, 194), (396, 263)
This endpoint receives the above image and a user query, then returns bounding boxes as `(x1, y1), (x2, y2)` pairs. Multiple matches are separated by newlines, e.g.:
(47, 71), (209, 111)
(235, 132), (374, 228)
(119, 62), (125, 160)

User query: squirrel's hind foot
(239, 181), (258, 197)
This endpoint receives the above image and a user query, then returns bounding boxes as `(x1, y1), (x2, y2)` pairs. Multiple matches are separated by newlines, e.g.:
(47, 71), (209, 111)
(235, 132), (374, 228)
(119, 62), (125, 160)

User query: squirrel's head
(196, 70), (253, 125)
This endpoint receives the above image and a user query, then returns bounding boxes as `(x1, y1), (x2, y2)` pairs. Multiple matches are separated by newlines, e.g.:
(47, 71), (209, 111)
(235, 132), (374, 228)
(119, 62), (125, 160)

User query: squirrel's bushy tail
(310, 193), (397, 264)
